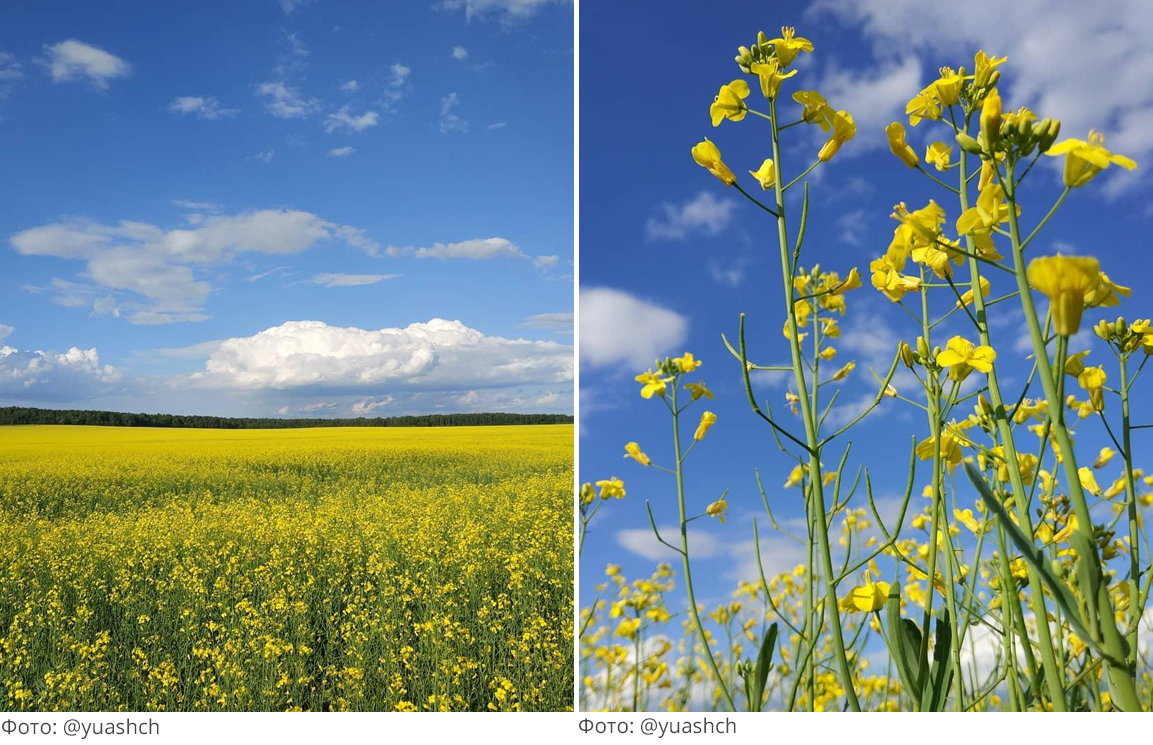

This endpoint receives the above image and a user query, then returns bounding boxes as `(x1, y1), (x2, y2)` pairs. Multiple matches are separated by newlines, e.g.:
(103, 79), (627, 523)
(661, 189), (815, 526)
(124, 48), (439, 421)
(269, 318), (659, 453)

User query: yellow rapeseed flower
(768, 26), (813, 67)
(926, 141), (952, 171)
(694, 411), (717, 441)
(1026, 254), (1100, 336)
(885, 122), (919, 168)
(749, 158), (776, 190)
(691, 138), (737, 186)
(1045, 130), (1136, 188)
(623, 442), (651, 466)
(710, 79), (751, 127)
(936, 336), (996, 381)
(818, 110), (855, 161)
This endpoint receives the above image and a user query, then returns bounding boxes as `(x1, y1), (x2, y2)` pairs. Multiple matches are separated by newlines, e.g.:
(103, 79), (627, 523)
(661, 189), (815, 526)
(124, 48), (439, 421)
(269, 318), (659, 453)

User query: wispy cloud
(168, 95), (238, 120)
(306, 273), (399, 288)
(40, 39), (131, 89)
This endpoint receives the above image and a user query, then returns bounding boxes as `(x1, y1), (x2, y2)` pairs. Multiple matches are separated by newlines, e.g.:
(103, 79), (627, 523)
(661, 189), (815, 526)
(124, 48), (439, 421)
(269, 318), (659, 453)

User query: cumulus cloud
(340, 79), (359, 92)
(168, 95), (238, 120)
(248, 148), (276, 163)
(385, 237), (525, 260)
(645, 191), (738, 241)
(10, 210), (381, 323)
(189, 318), (573, 391)
(256, 80), (320, 119)
(811, 0), (1153, 191)
(380, 62), (412, 111)
(440, 0), (562, 22)
(0, 342), (122, 403)
(40, 40), (131, 88)
(307, 273), (398, 287)
(324, 105), (378, 133)
(579, 287), (688, 369)
(328, 146), (356, 157)
(452, 46), (469, 60)
(533, 255), (560, 268)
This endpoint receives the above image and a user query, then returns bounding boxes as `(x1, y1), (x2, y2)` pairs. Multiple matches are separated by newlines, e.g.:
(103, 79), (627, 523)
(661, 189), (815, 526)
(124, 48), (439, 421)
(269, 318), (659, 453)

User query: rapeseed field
(0, 424), (573, 712)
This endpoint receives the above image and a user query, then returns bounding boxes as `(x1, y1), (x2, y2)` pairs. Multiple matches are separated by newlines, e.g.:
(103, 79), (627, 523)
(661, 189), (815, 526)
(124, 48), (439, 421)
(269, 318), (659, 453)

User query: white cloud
(351, 396), (395, 415)
(41, 40), (131, 88)
(11, 210), (380, 322)
(811, 0), (1153, 191)
(522, 311), (573, 333)
(168, 96), (238, 120)
(579, 287), (688, 369)
(439, 92), (468, 134)
(0, 324), (13, 343)
(440, 0), (562, 21)
(256, 81), (320, 119)
(487, 121), (507, 130)
(92, 295), (120, 318)
(452, 46), (469, 60)
(307, 273), (398, 287)
(171, 199), (223, 212)
(340, 79), (359, 92)
(278, 0), (311, 13)
(324, 105), (378, 133)
(617, 526), (724, 562)
(385, 237), (525, 260)
(379, 62), (412, 111)
(190, 318), (573, 391)
(328, 146), (356, 157)
(533, 254), (560, 268)
(834, 208), (869, 245)
(708, 255), (752, 287)
(249, 147), (276, 163)
(0, 342), (122, 402)
(645, 191), (738, 241)
(812, 55), (923, 156)
(0, 51), (23, 81)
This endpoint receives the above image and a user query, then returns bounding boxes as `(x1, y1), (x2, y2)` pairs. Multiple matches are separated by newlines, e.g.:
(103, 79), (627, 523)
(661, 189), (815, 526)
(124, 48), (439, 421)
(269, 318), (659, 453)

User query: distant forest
(0, 406), (573, 430)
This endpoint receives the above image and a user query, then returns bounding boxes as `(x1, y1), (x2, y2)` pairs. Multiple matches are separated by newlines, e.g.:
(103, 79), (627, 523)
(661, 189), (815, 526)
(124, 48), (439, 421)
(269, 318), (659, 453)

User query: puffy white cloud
(307, 273), (398, 287)
(190, 318), (573, 391)
(533, 254), (560, 268)
(0, 324), (12, 343)
(452, 46), (469, 60)
(168, 95), (238, 120)
(324, 106), (378, 133)
(340, 79), (359, 92)
(249, 148), (275, 163)
(279, 0), (311, 14)
(812, 55), (923, 156)
(92, 295), (120, 317)
(351, 396), (394, 415)
(10, 210), (380, 322)
(645, 191), (738, 241)
(256, 80), (319, 119)
(328, 146), (356, 157)
(41, 40), (131, 88)
(811, 0), (1153, 191)
(579, 287), (687, 369)
(0, 342), (122, 402)
(379, 63), (412, 111)
(385, 237), (525, 260)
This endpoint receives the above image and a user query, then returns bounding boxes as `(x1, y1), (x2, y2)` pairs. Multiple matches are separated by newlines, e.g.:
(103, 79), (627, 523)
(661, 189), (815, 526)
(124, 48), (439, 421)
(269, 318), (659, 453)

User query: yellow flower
(819, 346), (837, 361)
(694, 411), (716, 441)
(748, 158), (776, 190)
(956, 183), (1014, 236)
(830, 267), (862, 295)
(1026, 254), (1100, 336)
(1045, 130), (1136, 188)
(634, 369), (672, 399)
(954, 508), (985, 534)
(818, 110), (855, 161)
(768, 26), (813, 67)
(710, 79), (751, 127)
(956, 276), (991, 308)
(832, 361), (855, 381)
(840, 574), (890, 613)
(614, 617), (642, 639)
(792, 90), (833, 131)
(906, 90), (940, 126)
(931, 66), (967, 106)
(870, 256), (922, 302)
(691, 138), (737, 186)
(684, 381), (714, 400)
(915, 431), (966, 470)
(1094, 446), (1117, 469)
(885, 121), (919, 168)
(623, 442), (650, 466)
(1078, 467), (1102, 497)
(705, 499), (728, 523)
(1084, 271), (1131, 309)
(596, 477), (626, 500)
(1077, 365), (1106, 412)
(1065, 349), (1091, 377)
(926, 142), (952, 171)
(980, 88), (1002, 148)
(784, 464), (804, 488)
(973, 50), (1007, 88)
(672, 351), (702, 372)
(750, 58), (797, 100)
(936, 336), (996, 381)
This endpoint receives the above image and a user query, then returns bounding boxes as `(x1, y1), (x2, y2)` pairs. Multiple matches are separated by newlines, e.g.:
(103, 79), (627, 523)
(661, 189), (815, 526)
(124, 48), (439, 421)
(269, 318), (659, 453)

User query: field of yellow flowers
(0, 424), (573, 712)
(581, 25), (1152, 712)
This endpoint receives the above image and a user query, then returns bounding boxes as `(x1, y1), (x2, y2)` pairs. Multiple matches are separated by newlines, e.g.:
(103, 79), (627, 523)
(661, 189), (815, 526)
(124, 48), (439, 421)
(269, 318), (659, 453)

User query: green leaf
(924, 609), (953, 712)
(751, 622), (778, 711)
(885, 582), (923, 708)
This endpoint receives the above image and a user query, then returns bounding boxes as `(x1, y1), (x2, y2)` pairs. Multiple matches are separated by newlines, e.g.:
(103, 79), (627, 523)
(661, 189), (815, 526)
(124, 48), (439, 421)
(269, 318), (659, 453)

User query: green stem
(768, 95), (861, 711)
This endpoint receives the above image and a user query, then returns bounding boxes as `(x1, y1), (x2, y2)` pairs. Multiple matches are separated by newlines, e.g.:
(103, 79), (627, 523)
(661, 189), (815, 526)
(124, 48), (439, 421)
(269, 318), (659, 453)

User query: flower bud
(1038, 118), (1061, 153)
(981, 89), (1002, 149)
(916, 335), (930, 361)
(1094, 319), (1112, 341)
(955, 132), (983, 155)
(899, 340), (915, 368)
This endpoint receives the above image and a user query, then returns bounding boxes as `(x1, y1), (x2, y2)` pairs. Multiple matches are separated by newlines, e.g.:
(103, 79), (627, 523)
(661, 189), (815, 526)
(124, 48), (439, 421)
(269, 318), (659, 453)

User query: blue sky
(578, 0), (1153, 630)
(0, 0), (573, 418)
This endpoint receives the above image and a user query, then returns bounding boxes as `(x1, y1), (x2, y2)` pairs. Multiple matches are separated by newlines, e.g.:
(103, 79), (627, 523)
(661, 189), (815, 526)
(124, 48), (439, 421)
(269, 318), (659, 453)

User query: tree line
(0, 406), (573, 429)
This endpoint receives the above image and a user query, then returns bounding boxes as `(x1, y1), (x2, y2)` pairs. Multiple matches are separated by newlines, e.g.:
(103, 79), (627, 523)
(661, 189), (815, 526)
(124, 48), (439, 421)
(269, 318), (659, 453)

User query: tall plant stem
(768, 96), (861, 711)
(957, 146), (1067, 709)
(672, 384), (737, 711)
(1000, 158), (1140, 711)
(1118, 355), (1141, 671)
